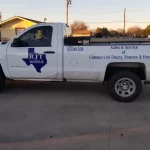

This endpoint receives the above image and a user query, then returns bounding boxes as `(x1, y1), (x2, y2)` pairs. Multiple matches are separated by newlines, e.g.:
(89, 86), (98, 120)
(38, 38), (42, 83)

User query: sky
(1, 0), (150, 30)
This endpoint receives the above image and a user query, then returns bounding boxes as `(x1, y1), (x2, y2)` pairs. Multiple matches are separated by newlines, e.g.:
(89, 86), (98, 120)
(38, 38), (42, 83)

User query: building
(0, 16), (42, 41)
(72, 30), (92, 37)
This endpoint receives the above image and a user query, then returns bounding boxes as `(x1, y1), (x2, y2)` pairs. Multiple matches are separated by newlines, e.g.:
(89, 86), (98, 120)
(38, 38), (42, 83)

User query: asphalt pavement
(0, 81), (150, 150)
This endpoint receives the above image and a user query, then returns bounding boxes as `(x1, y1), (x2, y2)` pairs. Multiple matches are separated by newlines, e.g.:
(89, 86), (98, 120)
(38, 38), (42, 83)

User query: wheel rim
(115, 78), (136, 98)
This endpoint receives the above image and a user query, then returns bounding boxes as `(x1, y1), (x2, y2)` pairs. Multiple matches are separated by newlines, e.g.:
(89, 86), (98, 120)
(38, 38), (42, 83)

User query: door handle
(44, 51), (55, 54)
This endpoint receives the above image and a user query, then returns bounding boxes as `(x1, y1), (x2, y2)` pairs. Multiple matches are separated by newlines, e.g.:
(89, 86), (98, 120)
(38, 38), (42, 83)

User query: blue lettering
(111, 46), (120, 49)
(125, 45), (138, 49)
(111, 55), (123, 59)
(124, 55), (138, 59)
(111, 45), (138, 50)
(143, 55), (150, 59)
(22, 48), (47, 73)
(89, 55), (111, 59)
(67, 46), (84, 52)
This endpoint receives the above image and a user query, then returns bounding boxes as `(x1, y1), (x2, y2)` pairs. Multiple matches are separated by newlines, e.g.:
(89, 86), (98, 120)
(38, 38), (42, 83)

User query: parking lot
(0, 81), (150, 150)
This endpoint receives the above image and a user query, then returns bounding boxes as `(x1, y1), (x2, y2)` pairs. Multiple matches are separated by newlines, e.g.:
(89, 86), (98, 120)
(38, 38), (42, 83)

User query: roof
(17, 16), (43, 23)
(0, 16), (43, 25)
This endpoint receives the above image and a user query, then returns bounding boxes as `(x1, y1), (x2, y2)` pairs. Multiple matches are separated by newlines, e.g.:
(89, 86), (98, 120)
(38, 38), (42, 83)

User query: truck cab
(1, 23), (70, 80)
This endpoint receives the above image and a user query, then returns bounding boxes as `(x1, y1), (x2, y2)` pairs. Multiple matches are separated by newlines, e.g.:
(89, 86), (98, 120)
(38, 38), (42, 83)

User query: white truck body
(0, 23), (150, 102)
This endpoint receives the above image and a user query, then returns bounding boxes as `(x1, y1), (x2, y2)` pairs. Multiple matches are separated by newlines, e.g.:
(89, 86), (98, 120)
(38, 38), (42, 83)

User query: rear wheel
(108, 71), (142, 102)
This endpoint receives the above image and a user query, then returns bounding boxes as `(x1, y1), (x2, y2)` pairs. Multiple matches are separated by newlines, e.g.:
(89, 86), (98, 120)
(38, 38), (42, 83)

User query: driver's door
(7, 25), (58, 79)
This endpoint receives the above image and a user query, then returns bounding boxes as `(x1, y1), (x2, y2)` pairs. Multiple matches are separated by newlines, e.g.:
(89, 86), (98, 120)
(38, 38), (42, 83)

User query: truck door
(7, 25), (58, 79)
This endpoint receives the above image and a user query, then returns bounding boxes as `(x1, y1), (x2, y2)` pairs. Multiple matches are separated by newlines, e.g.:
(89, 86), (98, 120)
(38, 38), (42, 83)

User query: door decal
(22, 48), (47, 73)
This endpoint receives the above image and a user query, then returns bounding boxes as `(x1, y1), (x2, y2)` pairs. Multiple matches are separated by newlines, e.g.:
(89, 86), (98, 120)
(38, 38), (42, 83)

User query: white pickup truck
(0, 23), (150, 102)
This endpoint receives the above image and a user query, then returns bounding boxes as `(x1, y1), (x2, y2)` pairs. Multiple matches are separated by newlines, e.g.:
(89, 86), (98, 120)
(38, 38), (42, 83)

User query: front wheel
(108, 71), (142, 102)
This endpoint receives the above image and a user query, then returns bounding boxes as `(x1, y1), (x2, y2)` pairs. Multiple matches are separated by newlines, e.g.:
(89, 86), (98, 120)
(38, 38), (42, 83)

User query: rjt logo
(29, 54), (43, 60)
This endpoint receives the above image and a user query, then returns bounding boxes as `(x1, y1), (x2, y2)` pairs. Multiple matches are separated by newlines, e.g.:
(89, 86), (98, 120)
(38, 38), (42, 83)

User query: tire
(0, 73), (5, 91)
(108, 71), (142, 102)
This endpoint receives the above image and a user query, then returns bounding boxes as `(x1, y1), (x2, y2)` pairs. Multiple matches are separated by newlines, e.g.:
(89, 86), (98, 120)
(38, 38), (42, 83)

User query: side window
(19, 26), (53, 47)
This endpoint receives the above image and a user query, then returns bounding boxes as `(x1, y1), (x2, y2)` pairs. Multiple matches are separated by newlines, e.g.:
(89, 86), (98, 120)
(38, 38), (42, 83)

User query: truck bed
(65, 37), (150, 46)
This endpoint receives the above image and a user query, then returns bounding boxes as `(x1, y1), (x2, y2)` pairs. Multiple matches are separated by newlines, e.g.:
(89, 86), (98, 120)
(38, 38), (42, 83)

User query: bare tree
(70, 21), (88, 32)
(127, 26), (142, 37)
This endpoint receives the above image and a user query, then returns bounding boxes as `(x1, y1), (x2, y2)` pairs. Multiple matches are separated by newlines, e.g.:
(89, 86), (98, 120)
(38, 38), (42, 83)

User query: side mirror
(11, 38), (21, 47)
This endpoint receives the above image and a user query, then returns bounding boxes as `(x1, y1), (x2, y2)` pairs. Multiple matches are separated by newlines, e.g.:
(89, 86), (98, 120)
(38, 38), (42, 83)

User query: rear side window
(19, 26), (53, 47)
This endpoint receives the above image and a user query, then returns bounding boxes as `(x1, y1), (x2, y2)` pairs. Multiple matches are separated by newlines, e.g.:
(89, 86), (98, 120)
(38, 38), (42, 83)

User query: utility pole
(66, 0), (72, 24)
(124, 8), (126, 38)
(0, 12), (2, 22)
